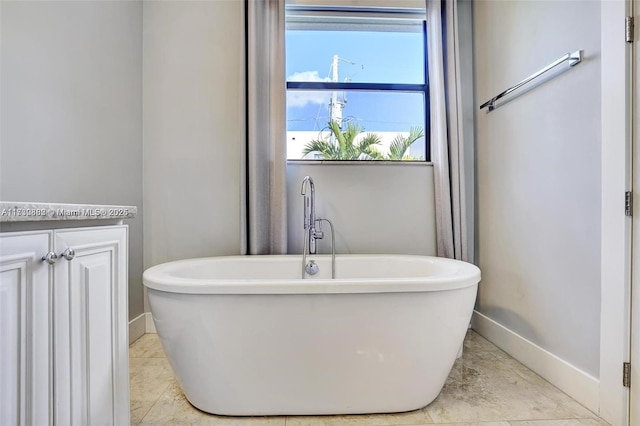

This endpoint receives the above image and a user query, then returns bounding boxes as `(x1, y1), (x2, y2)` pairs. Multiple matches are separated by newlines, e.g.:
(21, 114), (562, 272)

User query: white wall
(143, 1), (244, 270)
(1, 0), (245, 322)
(0, 1), (144, 321)
(287, 162), (437, 256)
(474, 0), (601, 379)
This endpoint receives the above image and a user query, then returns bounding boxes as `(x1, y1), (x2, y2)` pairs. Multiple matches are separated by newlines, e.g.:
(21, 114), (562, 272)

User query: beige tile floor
(130, 331), (610, 426)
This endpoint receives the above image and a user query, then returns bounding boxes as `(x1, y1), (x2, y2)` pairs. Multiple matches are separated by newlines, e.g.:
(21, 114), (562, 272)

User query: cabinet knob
(61, 248), (75, 261)
(42, 252), (58, 265)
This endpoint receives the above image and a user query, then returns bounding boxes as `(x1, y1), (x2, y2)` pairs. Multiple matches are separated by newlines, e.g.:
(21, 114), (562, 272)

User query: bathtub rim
(143, 254), (481, 295)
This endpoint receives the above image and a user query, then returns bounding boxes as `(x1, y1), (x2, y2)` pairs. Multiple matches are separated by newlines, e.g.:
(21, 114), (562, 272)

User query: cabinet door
(0, 231), (52, 426)
(53, 226), (129, 426)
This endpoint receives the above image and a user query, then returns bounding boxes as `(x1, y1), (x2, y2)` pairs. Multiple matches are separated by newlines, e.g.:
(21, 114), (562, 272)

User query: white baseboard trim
(128, 313), (146, 344)
(144, 312), (156, 333)
(471, 310), (599, 413)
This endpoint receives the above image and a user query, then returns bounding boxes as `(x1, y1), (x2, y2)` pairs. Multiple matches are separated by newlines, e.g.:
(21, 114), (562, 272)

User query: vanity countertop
(0, 201), (137, 222)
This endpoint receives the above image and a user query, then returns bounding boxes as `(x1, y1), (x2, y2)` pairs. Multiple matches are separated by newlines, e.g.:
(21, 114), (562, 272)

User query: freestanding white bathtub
(143, 254), (480, 416)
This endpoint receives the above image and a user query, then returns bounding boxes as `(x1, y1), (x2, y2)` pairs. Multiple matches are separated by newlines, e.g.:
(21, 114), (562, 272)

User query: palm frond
(356, 133), (382, 149)
(387, 126), (425, 160)
(302, 140), (339, 159)
(356, 133), (383, 160)
(343, 122), (364, 144)
(360, 146), (384, 160)
(327, 121), (346, 154)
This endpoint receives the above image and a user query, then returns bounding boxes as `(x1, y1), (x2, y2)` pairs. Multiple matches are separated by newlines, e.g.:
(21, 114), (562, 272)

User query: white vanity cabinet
(0, 225), (130, 426)
(0, 231), (52, 425)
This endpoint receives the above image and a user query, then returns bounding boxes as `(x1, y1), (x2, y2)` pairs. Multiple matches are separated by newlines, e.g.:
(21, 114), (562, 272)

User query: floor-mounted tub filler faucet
(300, 176), (336, 279)
(301, 176), (320, 254)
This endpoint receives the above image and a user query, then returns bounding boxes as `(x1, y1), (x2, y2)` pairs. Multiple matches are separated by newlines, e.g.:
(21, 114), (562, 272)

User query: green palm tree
(302, 121), (425, 161)
(386, 126), (425, 161)
(302, 121), (383, 160)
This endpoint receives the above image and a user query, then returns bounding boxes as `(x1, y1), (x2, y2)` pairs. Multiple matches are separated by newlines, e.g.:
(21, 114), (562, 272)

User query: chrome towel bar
(479, 50), (583, 112)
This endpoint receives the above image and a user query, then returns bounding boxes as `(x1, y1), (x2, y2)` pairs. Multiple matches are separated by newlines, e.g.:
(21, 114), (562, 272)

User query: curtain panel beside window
(246, 0), (288, 254)
(427, 0), (475, 262)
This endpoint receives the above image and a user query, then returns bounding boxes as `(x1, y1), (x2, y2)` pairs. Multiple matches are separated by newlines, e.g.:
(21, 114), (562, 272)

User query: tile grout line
(130, 336), (171, 425)
(135, 381), (171, 425)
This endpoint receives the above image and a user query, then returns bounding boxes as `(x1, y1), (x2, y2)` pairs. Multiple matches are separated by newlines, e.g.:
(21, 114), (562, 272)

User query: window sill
(286, 160), (433, 166)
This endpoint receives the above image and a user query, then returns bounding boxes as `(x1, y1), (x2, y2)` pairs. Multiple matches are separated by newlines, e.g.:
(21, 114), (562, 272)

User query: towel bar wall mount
(479, 49), (583, 112)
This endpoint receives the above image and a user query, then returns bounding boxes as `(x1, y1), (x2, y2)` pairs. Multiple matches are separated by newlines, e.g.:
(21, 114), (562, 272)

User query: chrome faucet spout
(300, 176), (336, 279)
(300, 175), (314, 196)
(300, 176), (317, 254)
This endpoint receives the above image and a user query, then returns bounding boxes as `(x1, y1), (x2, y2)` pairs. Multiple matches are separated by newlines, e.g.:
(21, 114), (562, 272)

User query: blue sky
(285, 28), (426, 133)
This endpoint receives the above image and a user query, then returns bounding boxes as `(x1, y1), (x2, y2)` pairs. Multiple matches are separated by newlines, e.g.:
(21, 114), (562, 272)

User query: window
(285, 5), (429, 161)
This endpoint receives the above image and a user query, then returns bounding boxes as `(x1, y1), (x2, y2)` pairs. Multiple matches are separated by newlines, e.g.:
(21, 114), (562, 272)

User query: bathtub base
(149, 286), (477, 416)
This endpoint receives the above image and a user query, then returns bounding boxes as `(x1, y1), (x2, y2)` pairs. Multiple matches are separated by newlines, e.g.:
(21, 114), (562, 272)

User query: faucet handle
(313, 219), (324, 239)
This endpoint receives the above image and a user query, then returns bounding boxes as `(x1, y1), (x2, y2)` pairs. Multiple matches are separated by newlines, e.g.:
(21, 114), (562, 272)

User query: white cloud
(287, 71), (330, 82)
(287, 91), (331, 108)
(287, 71), (332, 108)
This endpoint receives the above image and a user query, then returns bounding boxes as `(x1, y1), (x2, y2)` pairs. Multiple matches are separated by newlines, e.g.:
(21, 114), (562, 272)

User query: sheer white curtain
(427, 0), (475, 262)
(246, 0), (288, 254)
